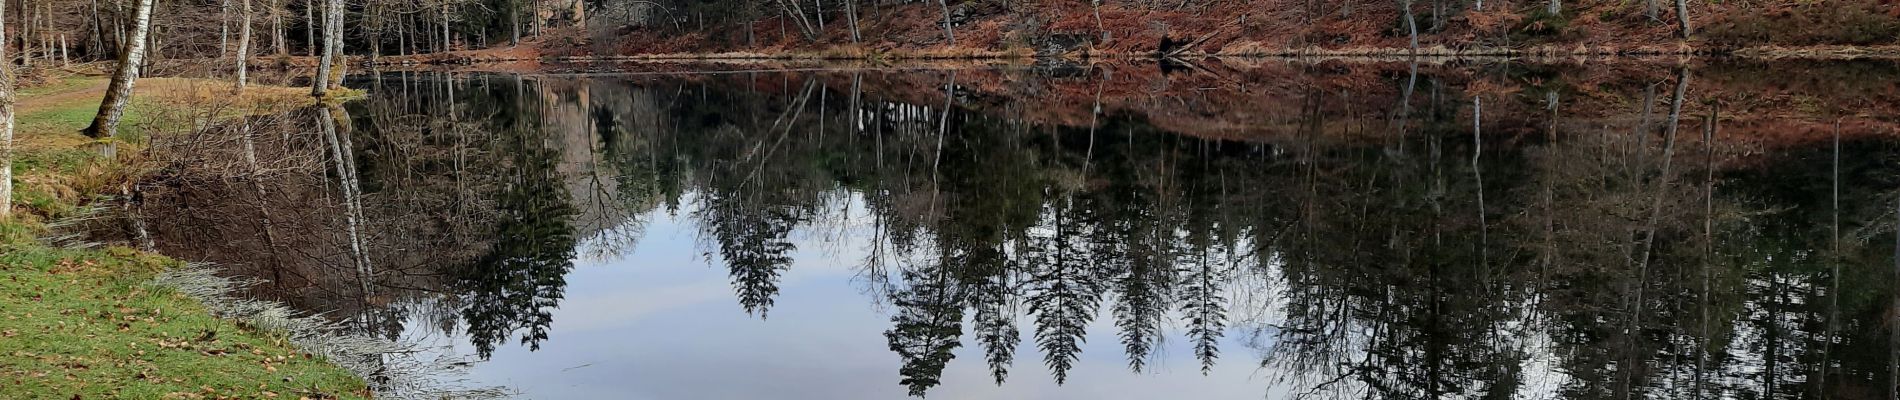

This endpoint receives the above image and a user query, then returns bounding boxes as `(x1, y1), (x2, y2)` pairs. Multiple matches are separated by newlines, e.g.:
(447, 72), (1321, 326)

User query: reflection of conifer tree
(884, 248), (968, 396)
(1177, 229), (1227, 374)
(1103, 194), (1172, 373)
(1025, 197), (1103, 384)
(704, 194), (801, 317)
(957, 239), (1019, 385)
(454, 129), (578, 358)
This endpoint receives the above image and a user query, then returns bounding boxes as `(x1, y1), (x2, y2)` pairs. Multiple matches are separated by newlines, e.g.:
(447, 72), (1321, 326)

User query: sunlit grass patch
(0, 245), (369, 399)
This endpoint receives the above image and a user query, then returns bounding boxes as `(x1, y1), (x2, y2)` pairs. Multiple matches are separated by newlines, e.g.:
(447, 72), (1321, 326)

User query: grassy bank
(0, 74), (370, 399)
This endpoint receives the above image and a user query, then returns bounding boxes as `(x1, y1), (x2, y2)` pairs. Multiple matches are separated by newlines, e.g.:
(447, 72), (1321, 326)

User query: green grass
(0, 245), (368, 399)
(18, 76), (100, 98)
(1, 77), (369, 399)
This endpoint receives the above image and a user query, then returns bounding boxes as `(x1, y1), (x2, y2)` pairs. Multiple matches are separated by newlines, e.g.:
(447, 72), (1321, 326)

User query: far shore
(232, 43), (1900, 70)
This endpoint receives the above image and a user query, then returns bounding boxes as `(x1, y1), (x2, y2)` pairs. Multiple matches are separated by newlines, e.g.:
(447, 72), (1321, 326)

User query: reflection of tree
(552, 69), (1900, 397)
(884, 250), (968, 396)
(451, 92), (580, 359)
(703, 194), (801, 317)
(1024, 197), (1105, 385)
(130, 68), (1900, 398)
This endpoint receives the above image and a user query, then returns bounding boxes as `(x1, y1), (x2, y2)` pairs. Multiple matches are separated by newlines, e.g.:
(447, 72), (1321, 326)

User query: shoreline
(341, 44), (1900, 67)
(233, 44), (1900, 71)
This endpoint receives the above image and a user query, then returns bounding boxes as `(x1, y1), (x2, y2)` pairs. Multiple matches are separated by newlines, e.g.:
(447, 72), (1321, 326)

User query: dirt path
(18, 79), (108, 115)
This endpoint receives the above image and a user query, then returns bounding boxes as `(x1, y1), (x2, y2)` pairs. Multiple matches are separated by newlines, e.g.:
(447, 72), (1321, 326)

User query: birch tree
(938, 0), (952, 45)
(311, 0), (343, 97)
(1673, 0), (1690, 38)
(236, 0), (253, 91)
(81, 0), (156, 139)
(0, 0), (13, 218)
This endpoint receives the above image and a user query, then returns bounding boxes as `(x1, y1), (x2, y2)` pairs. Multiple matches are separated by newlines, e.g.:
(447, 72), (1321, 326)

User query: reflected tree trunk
(1472, 95), (1487, 262)
(320, 105), (373, 301)
(1819, 117), (1839, 397)
(1694, 101), (1716, 399)
(933, 71), (953, 176)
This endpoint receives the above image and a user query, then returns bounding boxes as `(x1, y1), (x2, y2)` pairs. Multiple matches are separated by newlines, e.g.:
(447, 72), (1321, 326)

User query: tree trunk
(510, 0), (521, 45)
(397, 15), (409, 56)
(304, 0), (315, 56)
(441, 5), (451, 52)
(16, 0), (27, 68)
(1092, 1), (1105, 43)
(938, 0), (953, 45)
(327, 0), (344, 82)
(272, 0), (285, 55)
(318, 104), (373, 301)
(221, 0), (231, 56)
(776, 0), (816, 40)
(236, 0), (252, 91)
(0, 0), (12, 219)
(1400, 0), (1417, 52)
(310, 0), (341, 97)
(80, 0), (154, 139)
(844, 0), (858, 43)
(1673, 0), (1690, 38)
(1546, 0), (1558, 15)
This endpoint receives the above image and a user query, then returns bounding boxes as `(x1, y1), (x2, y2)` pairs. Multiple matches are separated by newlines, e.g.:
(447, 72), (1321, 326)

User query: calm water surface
(121, 61), (1900, 399)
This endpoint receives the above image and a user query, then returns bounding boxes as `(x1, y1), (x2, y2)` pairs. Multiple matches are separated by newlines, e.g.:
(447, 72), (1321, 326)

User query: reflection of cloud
(550, 280), (732, 333)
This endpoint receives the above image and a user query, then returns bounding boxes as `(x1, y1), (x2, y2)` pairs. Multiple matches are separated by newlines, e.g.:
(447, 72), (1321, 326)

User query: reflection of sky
(419, 196), (1287, 399)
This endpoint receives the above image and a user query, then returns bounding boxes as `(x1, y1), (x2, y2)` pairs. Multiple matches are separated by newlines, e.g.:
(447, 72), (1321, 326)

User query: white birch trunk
(81, 0), (154, 139)
(0, 1), (12, 218)
(310, 0), (342, 96)
(236, 0), (252, 91)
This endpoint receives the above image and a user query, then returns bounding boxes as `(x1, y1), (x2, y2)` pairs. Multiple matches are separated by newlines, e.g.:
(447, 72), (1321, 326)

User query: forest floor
(482, 1), (1900, 62)
(0, 73), (370, 399)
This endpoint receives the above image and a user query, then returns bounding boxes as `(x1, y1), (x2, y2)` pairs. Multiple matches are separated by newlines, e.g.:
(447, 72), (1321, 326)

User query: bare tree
(236, 0), (253, 91)
(81, 0), (156, 139)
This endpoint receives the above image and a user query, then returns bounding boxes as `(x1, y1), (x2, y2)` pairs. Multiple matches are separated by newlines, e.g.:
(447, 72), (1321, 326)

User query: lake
(109, 59), (1900, 399)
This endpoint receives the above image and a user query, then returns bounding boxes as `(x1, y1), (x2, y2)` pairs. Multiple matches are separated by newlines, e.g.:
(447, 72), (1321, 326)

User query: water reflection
(119, 61), (1900, 399)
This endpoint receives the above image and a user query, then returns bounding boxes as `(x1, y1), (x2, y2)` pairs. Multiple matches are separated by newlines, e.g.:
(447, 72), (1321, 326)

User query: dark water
(121, 61), (1900, 399)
